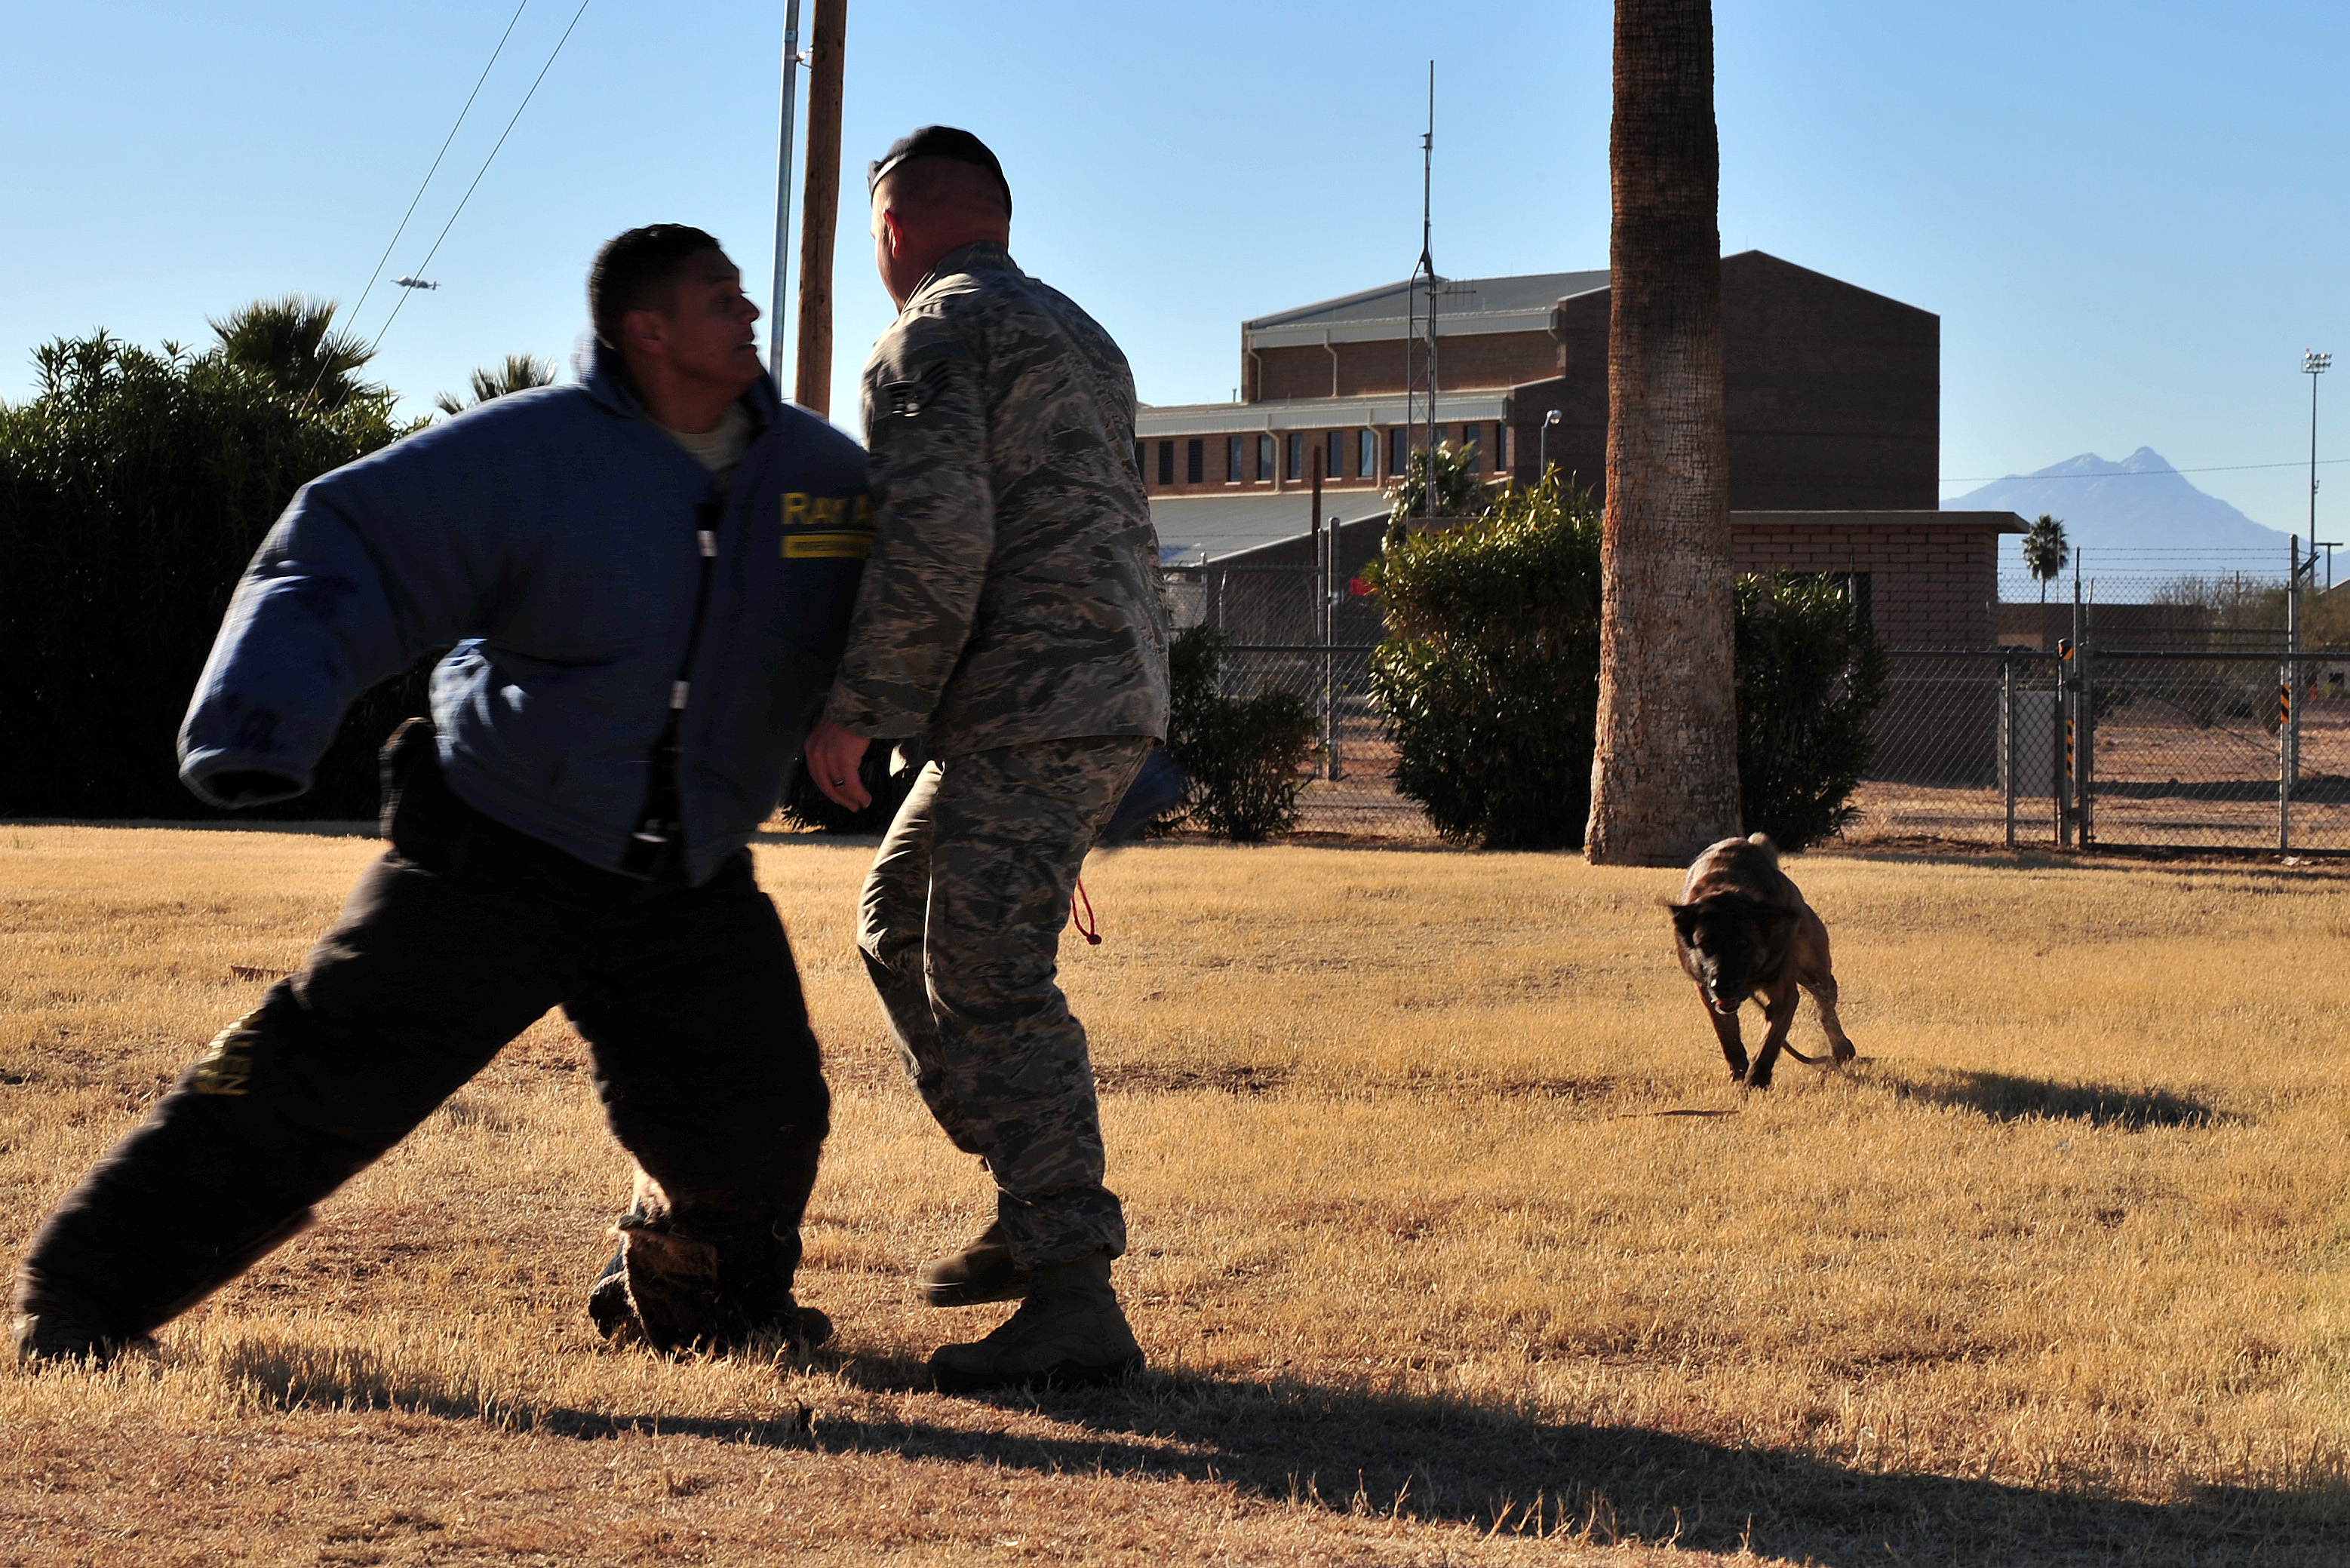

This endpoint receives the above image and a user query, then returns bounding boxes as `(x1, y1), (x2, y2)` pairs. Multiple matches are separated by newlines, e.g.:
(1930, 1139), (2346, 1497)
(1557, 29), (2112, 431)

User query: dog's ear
(1756, 904), (1800, 947)
(1667, 901), (1701, 941)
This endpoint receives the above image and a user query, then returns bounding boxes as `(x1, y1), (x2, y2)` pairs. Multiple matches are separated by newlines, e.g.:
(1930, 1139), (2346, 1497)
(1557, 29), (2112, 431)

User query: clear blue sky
(3, 2), (2345, 534)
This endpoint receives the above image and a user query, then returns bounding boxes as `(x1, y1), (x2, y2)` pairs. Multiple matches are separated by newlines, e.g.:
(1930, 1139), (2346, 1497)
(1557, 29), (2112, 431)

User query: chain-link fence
(1165, 563), (1427, 836)
(1166, 562), (2345, 850)
(1855, 646), (2350, 851)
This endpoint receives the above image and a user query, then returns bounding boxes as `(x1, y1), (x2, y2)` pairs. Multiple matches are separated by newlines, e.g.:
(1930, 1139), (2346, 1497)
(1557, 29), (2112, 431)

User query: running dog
(1669, 834), (1855, 1089)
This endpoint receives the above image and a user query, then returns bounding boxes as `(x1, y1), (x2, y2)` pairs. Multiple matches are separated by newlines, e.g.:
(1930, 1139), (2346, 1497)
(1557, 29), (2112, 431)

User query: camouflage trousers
(858, 736), (1150, 1269)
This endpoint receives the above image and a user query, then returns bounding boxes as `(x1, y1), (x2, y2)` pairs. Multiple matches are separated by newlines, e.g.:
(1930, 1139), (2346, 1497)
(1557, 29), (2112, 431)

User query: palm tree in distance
(208, 295), (381, 411)
(1384, 441), (1492, 545)
(2022, 513), (2069, 604)
(435, 354), (558, 417)
(1584, 0), (1740, 866)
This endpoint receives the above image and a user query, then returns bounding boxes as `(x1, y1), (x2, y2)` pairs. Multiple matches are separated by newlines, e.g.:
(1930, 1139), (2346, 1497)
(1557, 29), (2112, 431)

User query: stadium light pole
(2308, 350), (2331, 585)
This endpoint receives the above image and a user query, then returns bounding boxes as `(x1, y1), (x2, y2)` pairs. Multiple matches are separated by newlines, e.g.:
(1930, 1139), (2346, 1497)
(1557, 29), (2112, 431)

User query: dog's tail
(1746, 832), (1780, 864)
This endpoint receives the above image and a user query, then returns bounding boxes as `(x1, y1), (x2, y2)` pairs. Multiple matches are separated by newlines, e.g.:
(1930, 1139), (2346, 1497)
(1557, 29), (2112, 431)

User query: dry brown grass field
(4, 824), (2349, 1566)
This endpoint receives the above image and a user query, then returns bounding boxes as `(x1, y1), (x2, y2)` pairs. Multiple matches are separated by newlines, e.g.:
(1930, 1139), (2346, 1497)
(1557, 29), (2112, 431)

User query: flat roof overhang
(1138, 391), (1513, 439)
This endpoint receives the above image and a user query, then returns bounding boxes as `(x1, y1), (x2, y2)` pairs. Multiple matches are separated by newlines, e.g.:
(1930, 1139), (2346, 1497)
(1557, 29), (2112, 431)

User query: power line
(367, 0), (594, 358)
(343, 2), (532, 349)
(300, 1), (531, 410)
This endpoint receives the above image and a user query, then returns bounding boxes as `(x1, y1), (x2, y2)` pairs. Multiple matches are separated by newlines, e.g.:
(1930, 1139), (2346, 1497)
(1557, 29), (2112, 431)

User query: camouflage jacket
(824, 242), (1169, 754)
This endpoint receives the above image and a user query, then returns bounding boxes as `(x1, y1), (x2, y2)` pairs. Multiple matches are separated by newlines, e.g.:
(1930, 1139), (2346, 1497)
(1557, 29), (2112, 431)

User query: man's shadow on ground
(226, 1335), (2343, 1566)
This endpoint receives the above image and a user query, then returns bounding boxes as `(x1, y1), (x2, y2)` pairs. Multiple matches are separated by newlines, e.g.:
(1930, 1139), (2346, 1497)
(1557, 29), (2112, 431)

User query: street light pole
(767, 0), (803, 385)
(1541, 408), (1562, 482)
(2309, 349), (2330, 550)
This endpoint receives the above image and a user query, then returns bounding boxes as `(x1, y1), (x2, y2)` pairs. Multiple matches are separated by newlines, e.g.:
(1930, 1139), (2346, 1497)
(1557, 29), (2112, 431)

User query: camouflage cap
(867, 126), (1012, 217)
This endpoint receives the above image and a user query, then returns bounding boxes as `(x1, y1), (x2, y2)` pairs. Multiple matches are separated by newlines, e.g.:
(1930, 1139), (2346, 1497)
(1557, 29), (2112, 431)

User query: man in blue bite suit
(9, 225), (871, 1364)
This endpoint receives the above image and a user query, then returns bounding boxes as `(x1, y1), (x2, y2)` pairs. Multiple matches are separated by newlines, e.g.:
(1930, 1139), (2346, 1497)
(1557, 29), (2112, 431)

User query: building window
(1186, 438), (1204, 485)
(1390, 426), (1408, 474)
(1157, 441), (1174, 486)
(1226, 435), (1244, 483)
(1326, 429), (1344, 480)
(1463, 426), (1482, 475)
(1285, 431), (1303, 482)
(1257, 434), (1275, 482)
(1360, 428), (1377, 480)
(1491, 422), (1507, 470)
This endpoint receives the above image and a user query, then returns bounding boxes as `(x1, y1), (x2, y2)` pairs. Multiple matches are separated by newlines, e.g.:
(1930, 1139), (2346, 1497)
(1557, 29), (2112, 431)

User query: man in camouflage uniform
(802, 127), (1169, 1393)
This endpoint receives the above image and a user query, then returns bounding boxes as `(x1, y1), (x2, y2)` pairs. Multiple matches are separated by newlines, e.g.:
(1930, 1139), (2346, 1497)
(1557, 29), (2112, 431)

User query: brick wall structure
(1510, 253), (1939, 511)
(1731, 511), (2017, 649)
(1729, 511), (2023, 787)
(1249, 330), (1559, 403)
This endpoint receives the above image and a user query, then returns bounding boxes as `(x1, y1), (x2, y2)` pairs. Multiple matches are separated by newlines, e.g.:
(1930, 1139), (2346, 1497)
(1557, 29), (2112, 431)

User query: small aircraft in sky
(393, 275), (440, 290)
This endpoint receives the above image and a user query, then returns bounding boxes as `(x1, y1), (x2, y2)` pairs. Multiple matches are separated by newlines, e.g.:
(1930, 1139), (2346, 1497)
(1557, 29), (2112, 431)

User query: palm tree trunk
(1585, 0), (1740, 866)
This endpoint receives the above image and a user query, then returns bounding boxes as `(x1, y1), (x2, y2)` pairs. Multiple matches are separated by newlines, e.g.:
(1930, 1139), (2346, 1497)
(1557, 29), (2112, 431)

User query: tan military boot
(916, 1219), (1029, 1308)
(928, 1253), (1143, 1393)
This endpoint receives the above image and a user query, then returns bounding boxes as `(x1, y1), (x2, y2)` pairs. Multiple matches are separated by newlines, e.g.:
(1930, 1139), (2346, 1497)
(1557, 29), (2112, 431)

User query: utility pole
(766, 0), (803, 385)
(792, 0), (847, 415)
(2286, 353), (2329, 847)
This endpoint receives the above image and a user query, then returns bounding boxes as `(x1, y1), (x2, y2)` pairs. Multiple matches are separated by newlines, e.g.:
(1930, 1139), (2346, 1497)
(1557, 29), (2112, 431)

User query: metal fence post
(2279, 664), (2293, 852)
(2057, 639), (2074, 847)
(2001, 652), (2017, 850)
(1326, 516), (1342, 781)
(2077, 636), (2095, 847)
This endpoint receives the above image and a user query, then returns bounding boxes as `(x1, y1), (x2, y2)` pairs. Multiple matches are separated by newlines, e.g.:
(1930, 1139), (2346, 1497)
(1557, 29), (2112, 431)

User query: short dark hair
(588, 225), (723, 348)
(877, 157), (1010, 221)
(868, 126), (1011, 217)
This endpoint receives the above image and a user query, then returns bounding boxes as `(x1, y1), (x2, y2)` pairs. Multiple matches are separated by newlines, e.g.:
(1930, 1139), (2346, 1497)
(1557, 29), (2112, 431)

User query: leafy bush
(0, 328), (423, 818)
(1365, 474), (1603, 848)
(1160, 624), (1317, 842)
(1733, 569), (1888, 850)
(1368, 489), (1889, 852)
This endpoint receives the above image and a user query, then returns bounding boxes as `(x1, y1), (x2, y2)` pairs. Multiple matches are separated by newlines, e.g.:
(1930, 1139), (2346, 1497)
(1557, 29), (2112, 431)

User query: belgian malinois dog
(1669, 834), (1855, 1089)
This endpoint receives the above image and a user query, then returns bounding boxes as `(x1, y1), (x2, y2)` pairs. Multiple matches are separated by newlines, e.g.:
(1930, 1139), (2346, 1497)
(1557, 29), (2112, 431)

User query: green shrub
(1161, 624), (1317, 842)
(1733, 569), (1889, 850)
(1367, 487), (1888, 853)
(0, 329), (422, 818)
(1365, 474), (1603, 848)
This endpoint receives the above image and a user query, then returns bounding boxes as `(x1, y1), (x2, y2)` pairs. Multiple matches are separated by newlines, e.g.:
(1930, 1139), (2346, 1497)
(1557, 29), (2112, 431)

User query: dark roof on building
(1246, 268), (1608, 332)
(1150, 492), (1393, 564)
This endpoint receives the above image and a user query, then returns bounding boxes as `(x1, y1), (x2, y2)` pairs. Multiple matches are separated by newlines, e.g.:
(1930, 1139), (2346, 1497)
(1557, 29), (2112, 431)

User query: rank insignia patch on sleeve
(882, 359), (952, 419)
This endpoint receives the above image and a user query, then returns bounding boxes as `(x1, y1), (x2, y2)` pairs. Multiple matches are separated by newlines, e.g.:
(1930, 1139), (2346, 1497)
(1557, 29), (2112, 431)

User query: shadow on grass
(1869, 1065), (2226, 1131)
(210, 1337), (2343, 1565)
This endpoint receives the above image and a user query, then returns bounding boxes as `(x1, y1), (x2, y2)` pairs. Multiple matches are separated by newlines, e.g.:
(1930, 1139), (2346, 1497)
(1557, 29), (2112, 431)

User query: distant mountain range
(1946, 448), (2298, 581)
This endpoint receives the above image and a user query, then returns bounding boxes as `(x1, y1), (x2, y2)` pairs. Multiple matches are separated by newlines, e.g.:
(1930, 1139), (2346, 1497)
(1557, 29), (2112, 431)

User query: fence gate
(1863, 646), (2347, 852)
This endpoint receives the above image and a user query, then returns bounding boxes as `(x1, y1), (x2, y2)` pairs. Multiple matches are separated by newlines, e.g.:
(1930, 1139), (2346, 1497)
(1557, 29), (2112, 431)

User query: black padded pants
(11, 751), (829, 1344)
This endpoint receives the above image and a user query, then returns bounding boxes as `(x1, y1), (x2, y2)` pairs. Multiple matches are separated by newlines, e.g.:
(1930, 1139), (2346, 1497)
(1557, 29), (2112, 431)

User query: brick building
(1143, 251), (2022, 654)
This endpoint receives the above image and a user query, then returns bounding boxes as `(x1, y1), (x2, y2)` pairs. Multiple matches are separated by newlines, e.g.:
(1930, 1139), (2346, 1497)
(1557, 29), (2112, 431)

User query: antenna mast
(1408, 62), (1439, 520)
